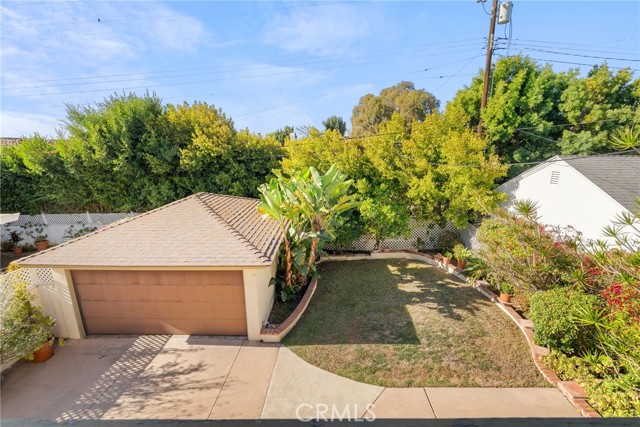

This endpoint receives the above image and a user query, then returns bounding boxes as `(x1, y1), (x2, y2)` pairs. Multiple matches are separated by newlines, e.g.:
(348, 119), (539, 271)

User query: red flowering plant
(573, 203), (640, 389)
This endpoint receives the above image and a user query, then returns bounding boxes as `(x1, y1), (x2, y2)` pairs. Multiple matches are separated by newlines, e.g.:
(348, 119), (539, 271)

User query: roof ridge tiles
(194, 193), (270, 263)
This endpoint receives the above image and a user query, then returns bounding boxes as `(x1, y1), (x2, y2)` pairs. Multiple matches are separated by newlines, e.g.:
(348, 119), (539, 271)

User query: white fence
(327, 220), (483, 252)
(1, 212), (482, 252)
(1, 212), (137, 246)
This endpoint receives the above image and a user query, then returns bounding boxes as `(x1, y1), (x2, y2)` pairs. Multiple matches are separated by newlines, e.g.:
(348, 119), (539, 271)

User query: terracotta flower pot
(35, 240), (49, 251)
(457, 260), (467, 269)
(499, 291), (511, 303)
(442, 257), (452, 265)
(12, 246), (23, 254)
(31, 337), (54, 363)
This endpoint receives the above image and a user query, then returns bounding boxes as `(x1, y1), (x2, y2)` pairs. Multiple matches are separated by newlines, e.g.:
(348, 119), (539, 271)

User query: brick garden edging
(259, 277), (317, 343)
(322, 249), (601, 418)
(475, 281), (600, 418)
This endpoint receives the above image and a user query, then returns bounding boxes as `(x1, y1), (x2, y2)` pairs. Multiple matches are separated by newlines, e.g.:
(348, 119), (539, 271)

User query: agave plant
(609, 126), (640, 154)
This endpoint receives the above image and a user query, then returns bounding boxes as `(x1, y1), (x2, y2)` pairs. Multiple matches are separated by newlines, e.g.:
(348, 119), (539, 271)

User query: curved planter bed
(260, 277), (318, 343)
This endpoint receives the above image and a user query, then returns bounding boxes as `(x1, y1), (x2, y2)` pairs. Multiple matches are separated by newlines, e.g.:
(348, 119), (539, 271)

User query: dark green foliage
(322, 115), (347, 136)
(448, 56), (640, 176)
(2, 94), (284, 213)
(269, 126), (295, 145)
(528, 288), (600, 354)
(350, 81), (440, 137)
(544, 351), (640, 417)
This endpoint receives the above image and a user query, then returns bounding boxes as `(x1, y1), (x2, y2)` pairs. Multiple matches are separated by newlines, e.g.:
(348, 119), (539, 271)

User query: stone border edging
(322, 249), (600, 418)
(259, 277), (318, 343)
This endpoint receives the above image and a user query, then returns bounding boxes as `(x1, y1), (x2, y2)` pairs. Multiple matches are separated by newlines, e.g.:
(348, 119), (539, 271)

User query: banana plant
(292, 164), (358, 270)
(258, 164), (357, 300)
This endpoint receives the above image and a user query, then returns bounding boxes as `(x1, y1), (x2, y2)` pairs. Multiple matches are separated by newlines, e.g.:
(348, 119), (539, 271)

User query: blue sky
(1, 1), (639, 137)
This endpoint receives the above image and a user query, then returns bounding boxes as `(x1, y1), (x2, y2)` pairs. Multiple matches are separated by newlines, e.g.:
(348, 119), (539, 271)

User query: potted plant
(1, 239), (14, 252)
(64, 221), (97, 240)
(499, 282), (513, 303)
(0, 280), (58, 364)
(21, 243), (36, 252)
(452, 244), (471, 269)
(442, 251), (453, 266)
(21, 221), (49, 251)
(9, 230), (24, 254)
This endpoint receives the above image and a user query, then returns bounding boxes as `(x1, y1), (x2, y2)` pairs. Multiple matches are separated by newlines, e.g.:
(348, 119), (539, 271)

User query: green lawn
(284, 259), (549, 388)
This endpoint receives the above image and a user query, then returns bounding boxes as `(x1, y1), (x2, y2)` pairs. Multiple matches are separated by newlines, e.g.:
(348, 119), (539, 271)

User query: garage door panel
(80, 301), (247, 320)
(72, 270), (247, 335)
(75, 283), (105, 301)
(86, 318), (246, 335)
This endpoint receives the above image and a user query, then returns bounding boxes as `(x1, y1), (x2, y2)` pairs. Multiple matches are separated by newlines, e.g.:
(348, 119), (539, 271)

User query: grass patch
(284, 259), (548, 388)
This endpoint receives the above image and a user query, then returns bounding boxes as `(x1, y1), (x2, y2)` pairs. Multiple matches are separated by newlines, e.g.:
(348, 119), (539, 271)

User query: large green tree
(448, 56), (640, 175)
(558, 65), (640, 154)
(282, 109), (507, 245)
(322, 115), (347, 136)
(2, 94), (284, 213)
(350, 81), (440, 137)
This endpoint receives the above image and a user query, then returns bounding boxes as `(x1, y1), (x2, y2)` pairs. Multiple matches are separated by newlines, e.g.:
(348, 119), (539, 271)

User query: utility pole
(477, 0), (499, 135)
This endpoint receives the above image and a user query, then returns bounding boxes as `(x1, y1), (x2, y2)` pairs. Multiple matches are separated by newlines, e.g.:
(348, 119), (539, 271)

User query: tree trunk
(284, 239), (293, 290)
(307, 238), (319, 270)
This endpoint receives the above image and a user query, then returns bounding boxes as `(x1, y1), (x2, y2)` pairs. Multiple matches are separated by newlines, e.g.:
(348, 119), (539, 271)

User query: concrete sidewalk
(1, 337), (581, 421)
(263, 348), (580, 419)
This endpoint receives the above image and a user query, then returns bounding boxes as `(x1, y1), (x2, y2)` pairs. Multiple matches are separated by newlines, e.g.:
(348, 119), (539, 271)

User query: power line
(6, 44), (484, 91)
(509, 46), (640, 62)
(4, 49), (486, 98)
(515, 118), (635, 131)
(507, 41), (640, 57)
(524, 57), (639, 72)
(513, 36), (640, 51)
(7, 38), (482, 87)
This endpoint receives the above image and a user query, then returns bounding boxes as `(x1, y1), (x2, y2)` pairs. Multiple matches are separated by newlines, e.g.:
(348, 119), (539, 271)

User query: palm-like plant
(293, 165), (358, 270)
(258, 164), (357, 300)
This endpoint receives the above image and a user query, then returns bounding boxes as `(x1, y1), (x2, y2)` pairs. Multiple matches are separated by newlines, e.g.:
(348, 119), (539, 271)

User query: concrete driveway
(1, 336), (580, 421)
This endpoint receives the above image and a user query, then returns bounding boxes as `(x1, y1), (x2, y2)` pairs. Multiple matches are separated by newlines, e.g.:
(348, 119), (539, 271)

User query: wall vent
(550, 171), (560, 185)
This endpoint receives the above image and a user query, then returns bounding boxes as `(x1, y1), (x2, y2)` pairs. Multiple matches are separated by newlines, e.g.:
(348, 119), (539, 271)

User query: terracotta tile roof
(18, 193), (282, 268)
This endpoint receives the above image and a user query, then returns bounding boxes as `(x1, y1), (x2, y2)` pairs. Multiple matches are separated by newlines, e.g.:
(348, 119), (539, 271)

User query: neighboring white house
(499, 154), (640, 243)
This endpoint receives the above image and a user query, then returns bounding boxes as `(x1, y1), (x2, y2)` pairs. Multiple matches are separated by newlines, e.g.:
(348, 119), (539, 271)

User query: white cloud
(143, 12), (211, 53)
(0, 110), (60, 137)
(264, 3), (377, 55)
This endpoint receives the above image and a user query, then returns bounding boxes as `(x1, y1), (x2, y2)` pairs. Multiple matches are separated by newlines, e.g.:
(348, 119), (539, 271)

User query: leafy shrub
(528, 288), (601, 354)
(544, 351), (640, 417)
(462, 252), (490, 281)
(477, 200), (582, 295)
(64, 221), (98, 239)
(436, 229), (461, 253)
(1, 240), (14, 251)
(0, 280), (55, 363)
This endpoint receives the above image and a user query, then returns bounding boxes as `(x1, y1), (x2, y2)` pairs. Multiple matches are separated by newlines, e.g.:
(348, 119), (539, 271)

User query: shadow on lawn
(286, 258), (489, 346)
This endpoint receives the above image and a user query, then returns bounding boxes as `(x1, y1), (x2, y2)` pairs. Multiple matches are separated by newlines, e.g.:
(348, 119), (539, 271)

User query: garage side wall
(243, 261), (276, 341)
(35, 268), (86, 339)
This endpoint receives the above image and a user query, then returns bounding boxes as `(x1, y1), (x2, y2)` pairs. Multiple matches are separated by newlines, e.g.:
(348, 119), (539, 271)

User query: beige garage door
(72, 270), (247, 335)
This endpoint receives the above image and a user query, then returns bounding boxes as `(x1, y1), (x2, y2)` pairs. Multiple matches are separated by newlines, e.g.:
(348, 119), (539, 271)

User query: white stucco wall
(34, 268), (85, 339)
(243, 262), (276, 341)
(500, 160), (630, 243)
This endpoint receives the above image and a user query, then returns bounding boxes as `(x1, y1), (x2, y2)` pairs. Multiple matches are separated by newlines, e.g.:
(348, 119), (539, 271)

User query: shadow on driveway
(1, 335), (169, 421)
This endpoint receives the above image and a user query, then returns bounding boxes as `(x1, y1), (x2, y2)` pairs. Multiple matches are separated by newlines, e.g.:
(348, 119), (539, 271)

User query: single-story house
(16, 193), (282, 341)
(499, 154), (640, 242)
